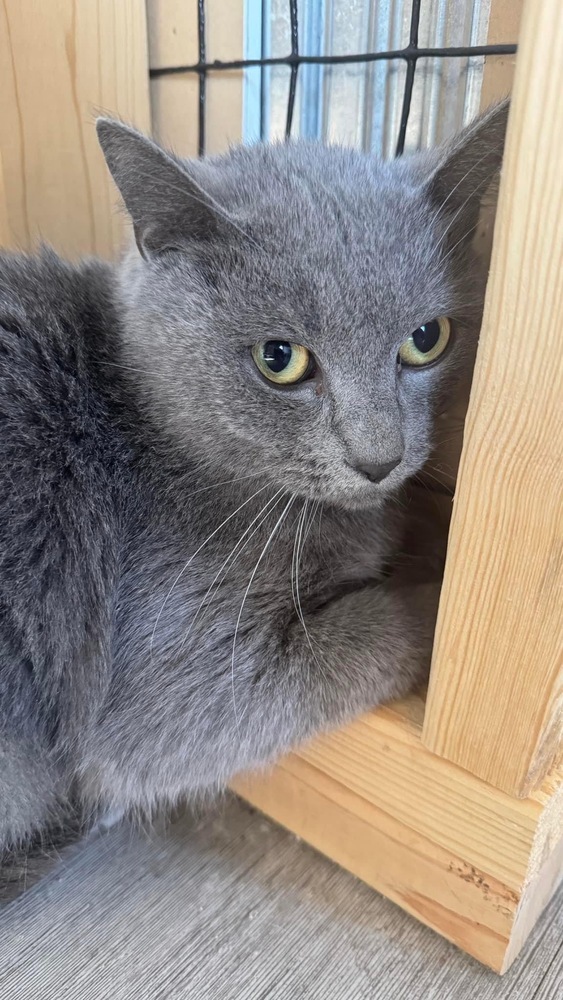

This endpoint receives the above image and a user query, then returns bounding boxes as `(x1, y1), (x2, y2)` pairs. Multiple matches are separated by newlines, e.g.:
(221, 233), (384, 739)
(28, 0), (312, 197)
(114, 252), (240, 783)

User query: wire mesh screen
(149, 0), (516, 158)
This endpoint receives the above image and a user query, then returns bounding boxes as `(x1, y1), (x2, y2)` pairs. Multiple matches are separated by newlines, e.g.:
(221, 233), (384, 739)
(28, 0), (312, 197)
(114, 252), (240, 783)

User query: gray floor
(1, 797), (561, 1000)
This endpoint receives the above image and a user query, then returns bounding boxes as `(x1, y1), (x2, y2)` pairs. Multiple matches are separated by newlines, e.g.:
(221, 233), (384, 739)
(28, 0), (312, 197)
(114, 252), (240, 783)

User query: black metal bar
(285, 0), (300, 139)
(260, 0), (268, 141)
(395, 0), (422, 156)
(149, 44), (517, 78)
(197, 0), (206, 156)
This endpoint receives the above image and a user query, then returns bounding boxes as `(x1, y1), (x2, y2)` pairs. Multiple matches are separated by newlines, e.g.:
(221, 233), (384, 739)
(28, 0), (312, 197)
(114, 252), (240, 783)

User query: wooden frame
(422, 0), (563, 798)
(0, 0), (560, 975)
(232, 697), (563, 973)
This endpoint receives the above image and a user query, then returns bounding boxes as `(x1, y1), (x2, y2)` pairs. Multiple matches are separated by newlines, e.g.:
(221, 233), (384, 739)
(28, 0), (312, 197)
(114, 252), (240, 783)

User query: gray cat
(0, 101), (507, 897)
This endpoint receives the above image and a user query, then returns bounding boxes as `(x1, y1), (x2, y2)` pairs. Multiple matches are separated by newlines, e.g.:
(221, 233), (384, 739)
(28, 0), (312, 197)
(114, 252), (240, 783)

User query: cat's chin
(322, 489), (395, 513)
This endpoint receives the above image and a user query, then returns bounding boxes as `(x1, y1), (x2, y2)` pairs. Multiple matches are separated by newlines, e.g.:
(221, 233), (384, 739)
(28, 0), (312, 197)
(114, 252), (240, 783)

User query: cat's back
(0, 249), (121, 466)
(0, 245), (109, 423)
(0, 247), (124, 518)
(0, 248), (125, 739)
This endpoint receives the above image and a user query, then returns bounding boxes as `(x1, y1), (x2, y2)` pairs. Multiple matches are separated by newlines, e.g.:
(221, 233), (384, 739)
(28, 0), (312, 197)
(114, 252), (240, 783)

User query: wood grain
(233, 695), (563, 973)
(480, 0), (523, 109)
(147, 0), (244, 157)
(0, 149), (9, 246)
(147, 0), (199, 156)
(423, 0), (563, 797)
(0, 0), (151, 259)
(427, 0), (524, 495)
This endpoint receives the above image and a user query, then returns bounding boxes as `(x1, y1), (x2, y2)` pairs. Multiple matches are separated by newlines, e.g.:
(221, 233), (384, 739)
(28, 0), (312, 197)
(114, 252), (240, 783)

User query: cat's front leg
(238, 579), (440, 768)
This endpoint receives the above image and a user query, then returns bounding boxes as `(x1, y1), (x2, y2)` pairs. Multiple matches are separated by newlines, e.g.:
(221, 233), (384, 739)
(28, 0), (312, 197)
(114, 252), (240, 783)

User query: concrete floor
(1, 796), (561, 999)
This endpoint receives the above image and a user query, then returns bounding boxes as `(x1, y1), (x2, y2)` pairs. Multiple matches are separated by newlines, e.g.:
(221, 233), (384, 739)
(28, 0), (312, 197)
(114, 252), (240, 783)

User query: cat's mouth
(287, 472), (404, 511)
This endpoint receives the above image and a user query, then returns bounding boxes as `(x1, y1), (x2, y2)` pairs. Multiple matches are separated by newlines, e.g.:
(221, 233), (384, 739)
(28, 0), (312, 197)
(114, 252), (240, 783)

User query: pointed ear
(96, 118), (227, 259)
(419, 99), (509, 246)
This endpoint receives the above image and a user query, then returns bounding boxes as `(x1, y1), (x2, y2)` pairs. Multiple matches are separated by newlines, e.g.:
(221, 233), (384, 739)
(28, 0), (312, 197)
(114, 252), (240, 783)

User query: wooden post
(480, 0), (522, 109)
(0, 0), (151, 259)
(422, 0), (563, 798)
(426, 0), (524, 495)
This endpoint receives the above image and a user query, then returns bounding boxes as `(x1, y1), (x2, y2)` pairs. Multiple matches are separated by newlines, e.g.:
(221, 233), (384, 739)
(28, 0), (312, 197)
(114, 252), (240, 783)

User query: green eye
(252, 340), (314, 385)
(398, 316), (451, 367)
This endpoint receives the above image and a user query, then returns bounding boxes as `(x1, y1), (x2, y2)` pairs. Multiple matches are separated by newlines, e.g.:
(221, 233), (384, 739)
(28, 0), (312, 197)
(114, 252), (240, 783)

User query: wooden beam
(233, 697), (563, 974)
(427, 0), (524, 496)
(0, 0), (151, 259)
(422, 0), (563, 797)
(480, 0), (523, 109)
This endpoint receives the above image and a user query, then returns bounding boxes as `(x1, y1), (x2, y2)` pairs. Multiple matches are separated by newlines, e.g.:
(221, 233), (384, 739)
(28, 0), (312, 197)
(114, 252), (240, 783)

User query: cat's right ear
(96, 118), (227, 259)
(412, 100), (509, 249)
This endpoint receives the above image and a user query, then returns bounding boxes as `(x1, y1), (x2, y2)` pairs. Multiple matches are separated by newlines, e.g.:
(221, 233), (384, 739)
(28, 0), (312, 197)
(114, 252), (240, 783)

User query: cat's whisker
(292, 500), (324, 680)
(432, 424), (466, 439)
(292, 502), (311, 680)
(416, 466), (455, 494)
(435, 179), (491, 261)
(440, 221), (481, 266)
(93, 360), (173, 380)
(434, 418), (466, 430)
(430, 146), (499, 234)
(291, 500), (307, 624)
(431, 435), (464, 448)
(230, 494), (295, 729)
(303, 499), (321, 548)
(426, 460), (458, 480)
(182, 472), (269, 501)
(179, 488), (285, 651)
(150, 482), (271, 658)
(316, 502), (325, 549)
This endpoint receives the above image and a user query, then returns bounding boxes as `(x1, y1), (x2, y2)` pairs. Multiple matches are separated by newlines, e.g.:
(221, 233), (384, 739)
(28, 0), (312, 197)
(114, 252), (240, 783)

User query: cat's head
(98, 103), (507, 510)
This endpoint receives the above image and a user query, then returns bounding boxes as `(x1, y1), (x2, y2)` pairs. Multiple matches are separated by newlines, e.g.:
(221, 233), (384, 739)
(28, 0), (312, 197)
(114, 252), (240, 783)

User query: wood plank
(205, 0), (244, 154)
(427, 0), (524, 495)
(422, 0), (563, 797)
(148, 0), (243, 157)
(0, 0), (150, 259)
(232, 696), (563, 973)
(147, 0), (199, 156)
(480, 0), (523, 109)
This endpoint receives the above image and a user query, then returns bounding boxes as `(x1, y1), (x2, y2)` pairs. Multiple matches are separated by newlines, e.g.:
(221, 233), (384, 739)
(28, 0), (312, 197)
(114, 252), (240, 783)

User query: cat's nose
(354, 456), (402, 483)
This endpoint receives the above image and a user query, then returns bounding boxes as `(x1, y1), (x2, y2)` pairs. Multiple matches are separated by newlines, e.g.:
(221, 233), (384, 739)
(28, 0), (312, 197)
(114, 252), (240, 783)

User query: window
(244, 0), (492, 156)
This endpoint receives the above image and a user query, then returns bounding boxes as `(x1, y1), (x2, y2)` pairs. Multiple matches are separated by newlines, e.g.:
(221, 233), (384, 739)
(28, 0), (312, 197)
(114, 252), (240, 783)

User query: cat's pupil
(263, 341), (292, 373)
(413, 320), (440, 354)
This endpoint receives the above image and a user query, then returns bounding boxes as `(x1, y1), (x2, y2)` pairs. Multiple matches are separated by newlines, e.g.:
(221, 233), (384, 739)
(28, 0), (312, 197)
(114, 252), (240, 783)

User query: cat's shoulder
(0, 244), (114, 344)
(0, 245), (115, 393)
(0, 246), (119, 485)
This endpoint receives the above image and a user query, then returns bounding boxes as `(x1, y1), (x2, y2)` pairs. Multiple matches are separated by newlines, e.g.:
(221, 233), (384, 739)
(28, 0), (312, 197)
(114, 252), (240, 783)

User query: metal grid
(149, 0), (517, 157)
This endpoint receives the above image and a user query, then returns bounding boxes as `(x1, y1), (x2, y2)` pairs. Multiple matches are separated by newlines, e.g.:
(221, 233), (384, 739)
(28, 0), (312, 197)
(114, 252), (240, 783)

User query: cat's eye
(398, 317), (451, 368)
(252, 340), (314, 385)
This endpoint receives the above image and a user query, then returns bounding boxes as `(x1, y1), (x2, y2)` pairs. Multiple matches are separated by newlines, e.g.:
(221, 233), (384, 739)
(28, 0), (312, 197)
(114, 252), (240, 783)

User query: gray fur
(0, 102), (507, 897)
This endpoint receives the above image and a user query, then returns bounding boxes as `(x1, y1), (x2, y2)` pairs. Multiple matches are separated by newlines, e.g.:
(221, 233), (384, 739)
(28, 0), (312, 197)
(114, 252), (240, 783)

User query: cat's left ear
(416, 99), (509, 245)
(96, 118), (234, 260)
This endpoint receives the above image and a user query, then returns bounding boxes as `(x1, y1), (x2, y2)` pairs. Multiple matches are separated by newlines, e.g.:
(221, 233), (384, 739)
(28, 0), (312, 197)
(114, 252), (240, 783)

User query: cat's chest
(116, 502), (395, 657)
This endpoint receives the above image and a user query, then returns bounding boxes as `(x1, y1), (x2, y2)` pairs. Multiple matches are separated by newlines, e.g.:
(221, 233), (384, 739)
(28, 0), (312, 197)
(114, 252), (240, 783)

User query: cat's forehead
(201, 141), (422, 229)
(199, 143), (447, 327)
